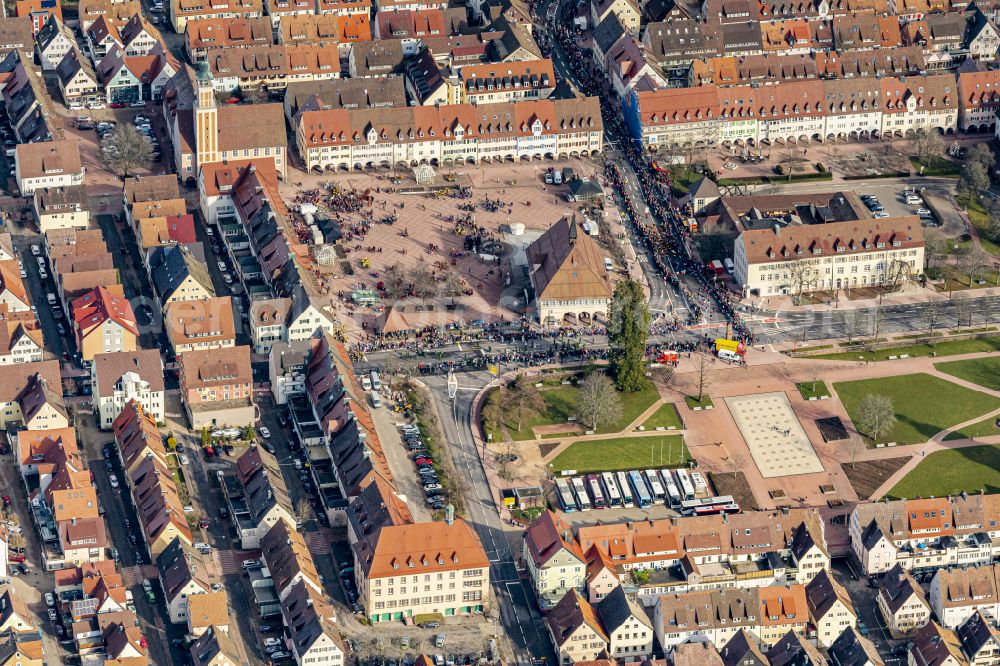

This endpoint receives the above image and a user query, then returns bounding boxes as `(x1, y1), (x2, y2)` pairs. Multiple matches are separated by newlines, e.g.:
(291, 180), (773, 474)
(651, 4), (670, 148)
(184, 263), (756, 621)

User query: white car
(293, 459), (302, 470)
(109, 474), (119, 488)
(68, 102), (83, 110)
(87, 102), (106, 110)
(915, 208), (932, 216)
(45, 593), (55, 606)
(259, 427), (271, 439)
(217, 261), (227, 271)
(47, 609), (57, 621)
(179, 454), (189, 465)
(873, 212), (890, 219)
(30, 245), (40, 256)
(211, 583), (223, 591)
(129, 101), (146, 108)
(263, 638), (282, 647)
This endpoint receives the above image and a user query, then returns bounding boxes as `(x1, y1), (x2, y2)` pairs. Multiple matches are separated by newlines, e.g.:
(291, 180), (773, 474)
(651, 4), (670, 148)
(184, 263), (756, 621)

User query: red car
(1, 496), (10, 506)
(225, 97), (240, 104)
(110, 102), (125, 108)
(8, 554), (24, 563)
(199, 518), (210, 528)
(414, 457), (432, 466)
(204, 445), (215, 458)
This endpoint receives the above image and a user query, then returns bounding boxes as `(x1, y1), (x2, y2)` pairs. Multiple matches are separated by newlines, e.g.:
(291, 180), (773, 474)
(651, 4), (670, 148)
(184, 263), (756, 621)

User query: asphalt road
(421, 372), (554, 665)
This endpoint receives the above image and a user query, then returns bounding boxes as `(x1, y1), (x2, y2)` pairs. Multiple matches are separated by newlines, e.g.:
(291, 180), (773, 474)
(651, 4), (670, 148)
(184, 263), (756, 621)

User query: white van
(370, 371), (381, 392)
(604, 257), (613, 272)
(723, 258), (735, 274)
(718, 349), (742, 363)
(371, 393), (382, 409)
(361, 375), (372, 391)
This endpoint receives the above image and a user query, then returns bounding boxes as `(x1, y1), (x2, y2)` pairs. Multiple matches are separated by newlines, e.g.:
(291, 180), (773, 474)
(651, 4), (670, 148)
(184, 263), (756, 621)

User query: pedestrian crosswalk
(120, 565), (143, 586)
(214, 549), (243, 575)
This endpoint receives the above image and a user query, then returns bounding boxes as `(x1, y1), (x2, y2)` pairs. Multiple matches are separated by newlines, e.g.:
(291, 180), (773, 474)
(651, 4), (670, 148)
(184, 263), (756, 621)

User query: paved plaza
(725, 393), (825, 478)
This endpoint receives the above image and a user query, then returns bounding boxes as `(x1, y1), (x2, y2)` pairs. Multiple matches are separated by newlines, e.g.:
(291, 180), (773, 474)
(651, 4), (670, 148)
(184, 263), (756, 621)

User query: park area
(934, 356), (1000, 391)
(549, 435), (689, 474)
(886, 445), (1000, 499)
(483, 378), (661, 441)
(813, 334), (1000, 362)
(834, 373), (1000, 445)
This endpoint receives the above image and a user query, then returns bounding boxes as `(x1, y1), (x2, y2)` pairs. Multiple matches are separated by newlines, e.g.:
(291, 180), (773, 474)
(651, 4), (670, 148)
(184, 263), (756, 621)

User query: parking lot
(834, 558), (910, 665)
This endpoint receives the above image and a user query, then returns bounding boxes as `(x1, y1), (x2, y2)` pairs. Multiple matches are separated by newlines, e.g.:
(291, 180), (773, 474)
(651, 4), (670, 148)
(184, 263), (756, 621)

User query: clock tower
(194, 62), (218, 170)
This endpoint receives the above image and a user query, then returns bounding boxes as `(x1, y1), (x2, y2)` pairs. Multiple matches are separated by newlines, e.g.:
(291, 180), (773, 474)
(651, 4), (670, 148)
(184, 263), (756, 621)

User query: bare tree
(101, 124), (153, 177)
(482, 384), (508, 441)
(809, 366), (822, 392)
(913, 126), (944, 166)
(926, 300), (941, 337)
(923, 228), (951, 274)
(382, 263), (408, 301)
(409, 267), (437, 300)
(509, 373), (546, 434)
(961, 248), (991, 287)
(729, 453), (748, 478)
(649, 364), (675, 387)
(856, 393), (897, 444)
(956, 299), (974, 332)
(843, 310), (864, 345)
(296, 496), (312, 523)
(440, 270), (465, 306)
(787, 260), (819, 305)
(693, 352), (712, 402)
(575, 372), (622, 431)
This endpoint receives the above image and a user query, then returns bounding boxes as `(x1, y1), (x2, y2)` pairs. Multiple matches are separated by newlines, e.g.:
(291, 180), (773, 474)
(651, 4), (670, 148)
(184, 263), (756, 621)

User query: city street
(421, 371), (554, 665)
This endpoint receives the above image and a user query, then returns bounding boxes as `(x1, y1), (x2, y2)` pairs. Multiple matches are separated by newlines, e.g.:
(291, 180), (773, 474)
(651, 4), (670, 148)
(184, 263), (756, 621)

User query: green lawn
(834, 373), (1000, 445)
(886, 445), (1000, 499)
(486, 382), (660, 441)
(909, 155), (961, 177)
(685, 395), (715, 409)
(550, 435), (688, 474)
(815, 336), (1000, 362)
(935, 356), (1000, 391)
(797, 381), (830, 400)
(642, 403), (683, 429)
(958, 193), (1000, 257)
(943, 414), (1000, 441)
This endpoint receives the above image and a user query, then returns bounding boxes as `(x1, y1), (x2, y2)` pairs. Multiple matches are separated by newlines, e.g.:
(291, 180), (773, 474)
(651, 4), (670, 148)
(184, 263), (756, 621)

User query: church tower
(194, 62), (218, 171)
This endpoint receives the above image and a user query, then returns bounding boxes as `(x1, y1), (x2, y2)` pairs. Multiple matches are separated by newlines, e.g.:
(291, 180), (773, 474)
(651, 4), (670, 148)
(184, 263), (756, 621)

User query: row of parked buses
(554, 469), (741, 516)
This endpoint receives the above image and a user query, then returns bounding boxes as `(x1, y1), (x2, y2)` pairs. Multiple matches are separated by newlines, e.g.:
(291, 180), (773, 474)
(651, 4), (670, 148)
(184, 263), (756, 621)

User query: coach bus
(645, 470), (666, 503)
(661, 470), (681, 507)
(555, 478), (577, 512)
(674, 469), (696, 501)
(616, 471), (634, 507)
(571, 477), (592, 511)
(628, 471), (653, 508)
(601, 472), (623, 507)
(680, 495), (740, 516)
(586, 474), (606, 509)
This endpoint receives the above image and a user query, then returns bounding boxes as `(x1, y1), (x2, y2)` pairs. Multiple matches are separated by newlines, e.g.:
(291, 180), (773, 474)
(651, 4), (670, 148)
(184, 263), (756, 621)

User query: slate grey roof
(593, 12), (625, 53)
(828, 627), (883, 666)
(596, 586), (650, 634)
(149, 243), (214, 304)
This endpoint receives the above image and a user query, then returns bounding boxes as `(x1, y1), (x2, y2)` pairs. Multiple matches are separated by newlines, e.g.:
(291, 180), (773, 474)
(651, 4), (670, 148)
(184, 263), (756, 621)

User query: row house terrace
(850, 494), (1000, 575)
(295, 97), (603, 172)
(958, 68), (1000, 132)
(168, 0), (263, 34)
(206, 44), (340, 94)
(230, 164), (293, 296)
(627, 73), (958, 151)
(183, 16), (272, 63)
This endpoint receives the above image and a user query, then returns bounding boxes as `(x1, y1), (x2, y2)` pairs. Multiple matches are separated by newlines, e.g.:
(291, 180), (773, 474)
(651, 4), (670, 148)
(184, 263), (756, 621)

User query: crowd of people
(550, 3), (757, 348)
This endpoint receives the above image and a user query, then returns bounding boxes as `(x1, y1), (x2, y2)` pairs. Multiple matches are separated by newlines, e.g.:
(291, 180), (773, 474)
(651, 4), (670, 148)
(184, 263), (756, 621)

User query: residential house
(767, 629), (830, 666)
(586, 545), (621, 603)
(17, 427), (78, 492)
(260, 518), (322, 601)
(263, 0), (315, 26)
(17, 373), (68, 431)
(0, 321), (43, 365)
(225, 445), (295, 548)
(56, 48), (99, 102)
(955, 610), (1000, 666)
(250, 297), (292, 354)
(136, 213), (196, 254)
(910, 621), (967, 666)
(184, 16), (272, 63)
(197, 158), (278, 228)
(805, 569), (857, 649)
(157, 537), (211, 624)
(353, 517), (490, 622)
(77, 0), (141, 32)
(967, 11), (1000, 61)
(459, 59), (555, 104)
(280, 580), (346, 666)
(33, 185), (89, 232)
(721, 630), (770, 666)
(849, 496), (1000, 576)
(92, 349), (165, 428)
(164, 296), (236, 354)
(0, 361), (60, 429)
(168, 0), (263, 34)
(15, 0), (60, 36)
(828, 627), (883, 666)
(0, 636), (43, 666)
(118, 14), (162, 56)
(597, 586), (653, 660)
(591, 0), (640, 33)
(546, 589), (610, 664)
(72, 286), (138, 362)
(130, 455), (192, 556)
(149, 243), (215, 306)
(189, 626), (241, 666)
(187, 591), (229, 637)
(269, 339), (310, 404)
(34, 14), (74, 70)
(878, 565), (931, 638)
(15, 139), (83, 195)
(0, 590), (34, 633)
(112, 399), (168, 476)
(929, 564), (1000, 629)
(84, 16), (121, 60)
(178, 345), (254, 428)
(0, 261), (30, 313)
(959, 69), (1000, 132)
(122, 175), (180, 230)
(524, 511), (587, 609)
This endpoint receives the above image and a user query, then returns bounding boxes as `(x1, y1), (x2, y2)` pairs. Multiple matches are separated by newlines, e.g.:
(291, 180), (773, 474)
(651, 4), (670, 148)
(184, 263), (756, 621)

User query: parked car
(259, 426), (271, 439)
(109, 474), (118, 488)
